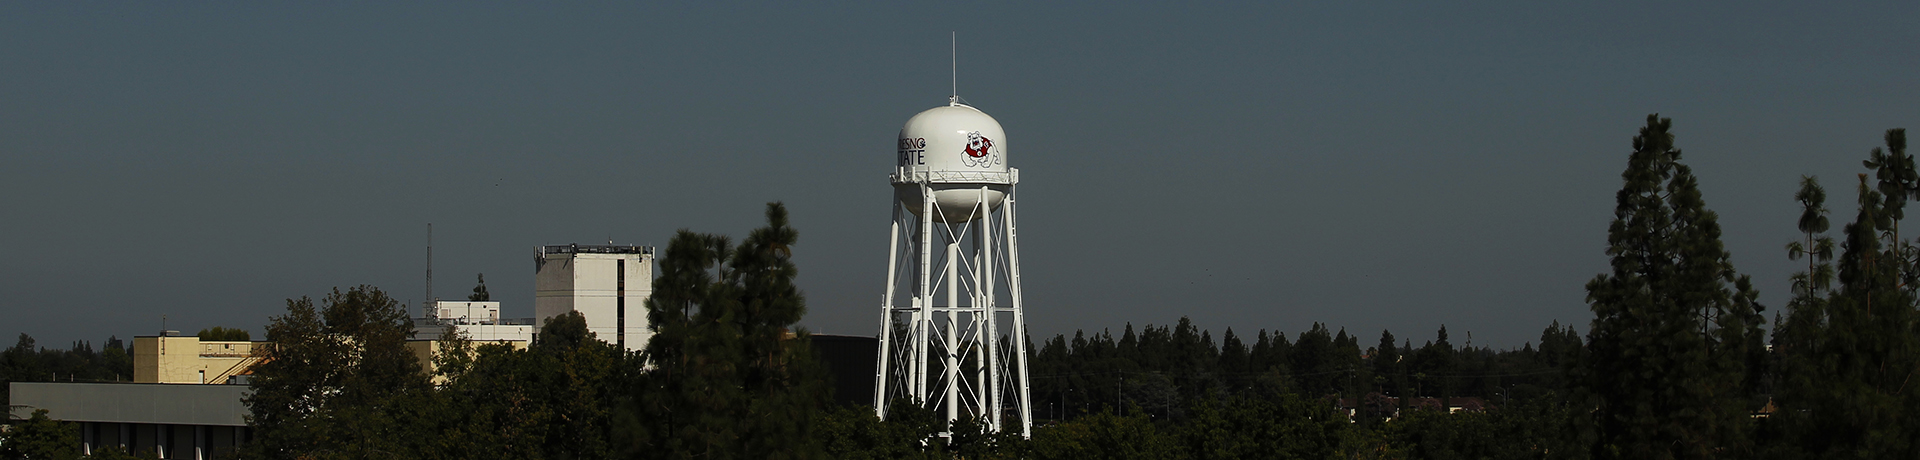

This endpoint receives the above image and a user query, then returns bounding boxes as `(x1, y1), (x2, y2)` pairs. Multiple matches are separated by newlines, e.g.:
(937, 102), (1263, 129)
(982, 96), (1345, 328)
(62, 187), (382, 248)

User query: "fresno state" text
(897, 137), (927, 166)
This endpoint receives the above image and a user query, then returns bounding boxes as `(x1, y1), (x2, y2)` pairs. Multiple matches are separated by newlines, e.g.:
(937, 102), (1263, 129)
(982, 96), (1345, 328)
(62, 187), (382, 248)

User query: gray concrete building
(8, 382), (249, 459)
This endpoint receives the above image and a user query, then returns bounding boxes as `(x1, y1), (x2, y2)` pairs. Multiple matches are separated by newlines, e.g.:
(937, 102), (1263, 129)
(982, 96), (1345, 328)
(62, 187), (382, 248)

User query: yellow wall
(132, 336), (262, 384)
(408, 339), (530, 384)
(134, 335), (526, 385)
(406, 340), (439, 378)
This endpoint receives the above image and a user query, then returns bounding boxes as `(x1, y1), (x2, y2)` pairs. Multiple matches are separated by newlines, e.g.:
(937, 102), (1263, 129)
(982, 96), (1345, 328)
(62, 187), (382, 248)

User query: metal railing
(541, 244), (653, 255)
(209, 356), (262, 385)
(890, 168), (1019, 185)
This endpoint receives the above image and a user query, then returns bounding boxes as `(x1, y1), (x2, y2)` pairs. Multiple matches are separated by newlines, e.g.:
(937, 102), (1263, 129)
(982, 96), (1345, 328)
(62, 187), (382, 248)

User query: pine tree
(628, 203), (829, 460)
(1414, 326), (1457, 405)
(1118, 323), (1139, 365)
(1332, 328), (1365, 401)
(1374, 330), (1401, 397)
(1218, 328), (1249, 391)
(469, 273), (490, 301)
(1292, 323), (1335, 396)
(1533, 321), (1582, 394)
(1584, 115), (1765, 459)
(1772, 130), (1920, 458)
(1786, 176), (1837, 298)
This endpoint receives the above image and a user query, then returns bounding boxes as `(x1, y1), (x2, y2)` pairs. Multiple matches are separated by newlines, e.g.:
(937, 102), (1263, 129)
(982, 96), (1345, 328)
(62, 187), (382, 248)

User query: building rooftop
(540, 244), (653, 255)
(10, 382), (251, 426)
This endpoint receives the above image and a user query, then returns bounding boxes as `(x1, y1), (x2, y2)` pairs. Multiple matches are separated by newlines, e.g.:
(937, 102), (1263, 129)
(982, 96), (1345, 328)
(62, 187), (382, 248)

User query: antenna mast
(426, 223), (434, 312)
(950, 31), (958, 105)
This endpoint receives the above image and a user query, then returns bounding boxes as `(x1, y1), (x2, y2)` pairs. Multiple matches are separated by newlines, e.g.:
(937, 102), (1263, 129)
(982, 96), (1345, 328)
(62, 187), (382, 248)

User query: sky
(3, 2), (1917, 350)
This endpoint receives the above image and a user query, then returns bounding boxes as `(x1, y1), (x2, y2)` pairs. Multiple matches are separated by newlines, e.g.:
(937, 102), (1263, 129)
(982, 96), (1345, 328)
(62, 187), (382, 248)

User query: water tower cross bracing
(874, 101), (1033, 438)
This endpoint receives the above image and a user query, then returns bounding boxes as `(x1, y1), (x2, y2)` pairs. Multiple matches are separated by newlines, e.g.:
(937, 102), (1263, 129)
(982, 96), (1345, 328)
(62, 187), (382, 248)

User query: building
(13, 244), (657, 457)
(9, 382), (250, 459)
(410, 300), (537, 343)
(426, 300), (504, 325)
(810, 334), (878, 408)
(535, 244), (654, 352)
(403, 300), (536, 382)
(132, 334), (263, 385)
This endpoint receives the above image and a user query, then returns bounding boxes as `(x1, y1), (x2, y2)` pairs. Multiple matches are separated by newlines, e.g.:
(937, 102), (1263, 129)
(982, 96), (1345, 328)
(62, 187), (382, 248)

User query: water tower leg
(945, 237), (960, 431)
(968, 212), (981, 422)
(915, 184), (934, 402)
(875, 202), (903, 418)
(981, 186), (1000, 431)
(1007, 187), (1034, 438)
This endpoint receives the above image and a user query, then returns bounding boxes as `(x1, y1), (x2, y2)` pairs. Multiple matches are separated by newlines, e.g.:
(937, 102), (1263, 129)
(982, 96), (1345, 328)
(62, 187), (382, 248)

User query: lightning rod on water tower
(873, 98), (1033, 439)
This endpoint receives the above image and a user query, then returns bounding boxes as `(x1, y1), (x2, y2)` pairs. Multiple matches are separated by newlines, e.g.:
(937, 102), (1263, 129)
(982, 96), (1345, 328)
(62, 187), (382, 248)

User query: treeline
(819, 318), (1594, 459)
(1028, 318), (1585, 422)
(1, 327), (253, 408)
(1761, 127), (1920, 456)
(1, 334), (135, 407)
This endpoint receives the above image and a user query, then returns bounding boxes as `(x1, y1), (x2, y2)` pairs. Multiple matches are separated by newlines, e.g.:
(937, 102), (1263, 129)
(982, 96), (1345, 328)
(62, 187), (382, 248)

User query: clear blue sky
(4, 2), (1916, 349)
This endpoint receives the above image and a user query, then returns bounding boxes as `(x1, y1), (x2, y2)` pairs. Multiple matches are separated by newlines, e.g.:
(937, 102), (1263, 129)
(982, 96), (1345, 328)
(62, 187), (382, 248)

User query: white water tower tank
(894, 104), (1010, 222)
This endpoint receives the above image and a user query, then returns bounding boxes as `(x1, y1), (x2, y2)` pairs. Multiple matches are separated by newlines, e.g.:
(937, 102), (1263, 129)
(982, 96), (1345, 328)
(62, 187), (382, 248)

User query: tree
(1291, 323), (1336, 396)
(243, 285), (430, 460)
(1583, 114), (1766, 459)
(1373, 330), (1402, 398)
(1862, 129), (1917, 280)
(1217, 328), (1249, 391)
(3, 334), (137, 408)
(195, 326), (251, 342)
(1248, 329), (1292, 395)
(469, 273), (491, 302)
(1177, 394), (1350, 460)
(625, 202), (830, 460)
(1531, 321), (1583, 396)
(1331, 328), (1366, 402)
(1031, 408), (1186, 460)
(1382, 396), (1585, 460)
(1, 409), (79, 460)
(1414, 326), (1456, 402)
(1786, 176), (1837, 298)
(534, 309), (593, 355)
(2, 334), (40, 407)
(536, 311), (625, 459)
(1770, 129), (1920, 458)
(817, 401), (943, 460)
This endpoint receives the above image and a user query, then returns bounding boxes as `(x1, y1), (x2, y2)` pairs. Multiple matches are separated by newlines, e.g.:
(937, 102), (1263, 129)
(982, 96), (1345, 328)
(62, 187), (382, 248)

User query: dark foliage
(1767, 129), (1920, 458)
(624, 202), (831, 460)
(1, 409), (79, 460)
(243, 285), (428, 460)
(469, 273), (490, 302)
(1584, 114), (1766, 459)
(1, 334), (133, 407)
(195, 327), (251, 342)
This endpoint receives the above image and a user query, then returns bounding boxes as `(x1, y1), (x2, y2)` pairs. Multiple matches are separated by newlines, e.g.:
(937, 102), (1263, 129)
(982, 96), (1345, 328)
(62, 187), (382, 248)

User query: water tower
(874, 98), (1033, 438)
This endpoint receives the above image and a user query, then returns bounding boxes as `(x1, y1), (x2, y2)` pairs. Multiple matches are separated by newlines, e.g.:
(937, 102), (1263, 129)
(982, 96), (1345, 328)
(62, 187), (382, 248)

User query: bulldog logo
(961, 131), (1000, 168)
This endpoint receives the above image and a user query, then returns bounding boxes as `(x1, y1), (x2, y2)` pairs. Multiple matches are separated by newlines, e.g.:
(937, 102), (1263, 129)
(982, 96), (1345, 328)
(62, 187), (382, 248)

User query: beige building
(536, 244), (654, 352)
(134, 332), (533, 387)
(405, 337), (530, 384)
(132, 335), (263, 385)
